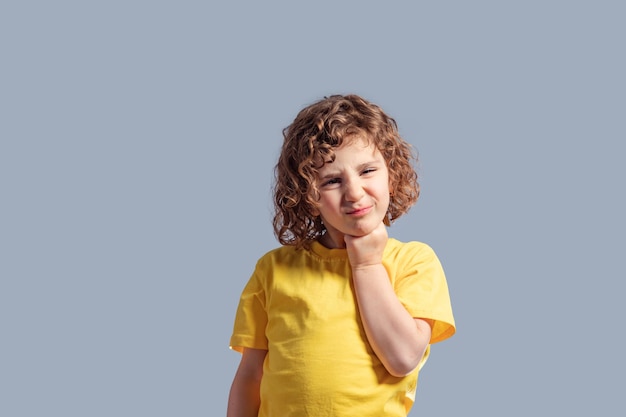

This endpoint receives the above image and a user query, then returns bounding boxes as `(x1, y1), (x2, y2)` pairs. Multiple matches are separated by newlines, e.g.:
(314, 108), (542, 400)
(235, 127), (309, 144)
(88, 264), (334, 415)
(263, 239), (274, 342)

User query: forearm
(352, 264), (431, 377)
(226, 372), (261, 417)
(227, 348), (265, 417)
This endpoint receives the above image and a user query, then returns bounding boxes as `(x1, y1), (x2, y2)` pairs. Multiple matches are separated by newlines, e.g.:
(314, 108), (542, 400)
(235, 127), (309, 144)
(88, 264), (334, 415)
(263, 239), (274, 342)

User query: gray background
(2, 1), (624, 416)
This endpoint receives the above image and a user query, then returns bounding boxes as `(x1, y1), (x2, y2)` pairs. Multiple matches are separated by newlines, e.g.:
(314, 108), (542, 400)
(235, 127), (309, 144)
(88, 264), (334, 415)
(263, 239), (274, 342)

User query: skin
(315, 137), (431, 377)
(227, 137), (431, 416)
(227, 347), (266, 417)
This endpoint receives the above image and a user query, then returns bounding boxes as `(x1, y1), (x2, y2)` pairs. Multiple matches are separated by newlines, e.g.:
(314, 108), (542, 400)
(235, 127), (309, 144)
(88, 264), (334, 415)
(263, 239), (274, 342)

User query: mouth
(346, 206), (373, 216)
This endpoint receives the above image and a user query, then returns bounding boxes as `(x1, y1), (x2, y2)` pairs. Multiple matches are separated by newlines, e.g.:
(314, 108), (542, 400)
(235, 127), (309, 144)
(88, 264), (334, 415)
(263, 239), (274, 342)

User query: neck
(319, 232), (345, 249)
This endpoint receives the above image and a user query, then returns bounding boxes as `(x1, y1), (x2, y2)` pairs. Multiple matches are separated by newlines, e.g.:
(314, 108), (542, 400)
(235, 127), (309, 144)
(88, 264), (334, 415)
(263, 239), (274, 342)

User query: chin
(348, 222), (378, 237)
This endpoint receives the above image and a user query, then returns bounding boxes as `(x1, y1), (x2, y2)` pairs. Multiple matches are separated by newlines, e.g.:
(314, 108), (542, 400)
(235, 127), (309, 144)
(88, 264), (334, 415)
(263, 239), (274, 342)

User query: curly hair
(272, 94), (419, 249)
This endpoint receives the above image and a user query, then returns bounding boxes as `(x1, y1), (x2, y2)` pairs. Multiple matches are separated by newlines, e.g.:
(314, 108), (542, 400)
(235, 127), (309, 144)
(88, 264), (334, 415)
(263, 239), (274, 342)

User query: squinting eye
(324, 178), (340, 186)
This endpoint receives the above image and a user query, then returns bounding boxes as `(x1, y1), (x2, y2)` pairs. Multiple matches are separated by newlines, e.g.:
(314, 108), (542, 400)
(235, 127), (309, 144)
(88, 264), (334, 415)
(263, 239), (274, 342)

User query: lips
(346, 206), (372, 216)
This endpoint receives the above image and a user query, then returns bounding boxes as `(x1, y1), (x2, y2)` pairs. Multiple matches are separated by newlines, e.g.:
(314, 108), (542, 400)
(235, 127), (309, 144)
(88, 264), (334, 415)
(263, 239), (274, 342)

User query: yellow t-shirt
(230, 238), (455, 417)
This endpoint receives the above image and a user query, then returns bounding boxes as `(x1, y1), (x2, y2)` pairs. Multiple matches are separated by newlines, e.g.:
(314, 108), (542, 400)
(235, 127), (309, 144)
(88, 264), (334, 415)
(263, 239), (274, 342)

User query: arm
(345, 223), (431, 377)
(226, 347), (267, 417)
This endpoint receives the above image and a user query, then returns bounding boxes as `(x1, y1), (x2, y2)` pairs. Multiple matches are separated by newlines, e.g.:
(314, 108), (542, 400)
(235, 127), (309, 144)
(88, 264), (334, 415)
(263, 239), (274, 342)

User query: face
(314, 136), (390, 249)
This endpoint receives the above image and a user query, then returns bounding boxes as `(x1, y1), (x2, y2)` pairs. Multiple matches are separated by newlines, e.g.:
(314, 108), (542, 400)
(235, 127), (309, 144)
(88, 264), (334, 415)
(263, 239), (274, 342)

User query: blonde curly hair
(273, 94), (419, 249)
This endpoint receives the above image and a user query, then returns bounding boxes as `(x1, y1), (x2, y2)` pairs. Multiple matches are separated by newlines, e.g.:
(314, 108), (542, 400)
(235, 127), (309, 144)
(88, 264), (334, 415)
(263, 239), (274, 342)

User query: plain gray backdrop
(2, 1), (624, 416)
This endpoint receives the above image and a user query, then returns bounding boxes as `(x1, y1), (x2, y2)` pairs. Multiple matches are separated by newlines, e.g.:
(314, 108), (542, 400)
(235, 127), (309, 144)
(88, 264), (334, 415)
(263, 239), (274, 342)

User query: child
(227, 94), (455, 417)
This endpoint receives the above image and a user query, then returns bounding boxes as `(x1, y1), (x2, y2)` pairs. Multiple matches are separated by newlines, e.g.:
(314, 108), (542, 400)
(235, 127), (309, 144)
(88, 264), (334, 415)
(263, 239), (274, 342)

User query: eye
(362, 168), (376, 175)
(323, 178), (341, 186)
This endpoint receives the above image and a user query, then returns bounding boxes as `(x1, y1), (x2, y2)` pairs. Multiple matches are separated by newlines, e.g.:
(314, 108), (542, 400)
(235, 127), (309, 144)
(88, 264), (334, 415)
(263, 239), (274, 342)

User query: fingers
(345, 223), (388, 267)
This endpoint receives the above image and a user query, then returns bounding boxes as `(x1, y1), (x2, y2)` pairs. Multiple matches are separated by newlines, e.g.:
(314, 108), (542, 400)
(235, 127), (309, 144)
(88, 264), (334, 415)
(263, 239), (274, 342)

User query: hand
(344, 222), (388, 269)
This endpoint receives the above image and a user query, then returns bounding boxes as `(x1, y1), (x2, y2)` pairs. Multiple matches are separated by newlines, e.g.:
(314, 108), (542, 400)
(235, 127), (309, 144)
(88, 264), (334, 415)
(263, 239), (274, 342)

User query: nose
(344, 177), (365, 202)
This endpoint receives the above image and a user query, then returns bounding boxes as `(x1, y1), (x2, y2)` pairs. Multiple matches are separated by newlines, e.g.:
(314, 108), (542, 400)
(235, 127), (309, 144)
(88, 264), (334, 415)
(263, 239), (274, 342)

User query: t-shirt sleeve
(229, 269), (269, 353)
(393, 243), (456, 344)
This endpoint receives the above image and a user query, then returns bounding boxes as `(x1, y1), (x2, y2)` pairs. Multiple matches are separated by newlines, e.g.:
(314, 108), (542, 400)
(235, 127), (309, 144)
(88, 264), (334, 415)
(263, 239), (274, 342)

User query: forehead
(337, 134), (383, 157)
(319, 135), (384, 169)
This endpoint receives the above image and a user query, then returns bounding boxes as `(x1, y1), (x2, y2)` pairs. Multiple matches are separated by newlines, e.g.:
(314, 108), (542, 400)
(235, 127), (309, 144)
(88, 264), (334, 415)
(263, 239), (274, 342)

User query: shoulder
(254, 244), (312, 268)
(257, 244), (304, 260)
(385, 238), (438, 260)
(383, 238), (445, 276)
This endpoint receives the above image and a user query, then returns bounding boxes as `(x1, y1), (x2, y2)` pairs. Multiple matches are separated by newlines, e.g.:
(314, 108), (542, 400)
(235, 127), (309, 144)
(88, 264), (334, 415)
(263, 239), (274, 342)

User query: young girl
(227, 94), (455, 417)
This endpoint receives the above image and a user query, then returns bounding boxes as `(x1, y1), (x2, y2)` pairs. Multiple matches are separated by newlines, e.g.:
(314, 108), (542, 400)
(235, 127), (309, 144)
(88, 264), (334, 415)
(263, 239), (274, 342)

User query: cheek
(320, 194), (346, 220)
(382, 194), (391, 211)
(315, 194), (333, 216)
(380, 186), (391, 211)
(378, 180), (391, 199)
